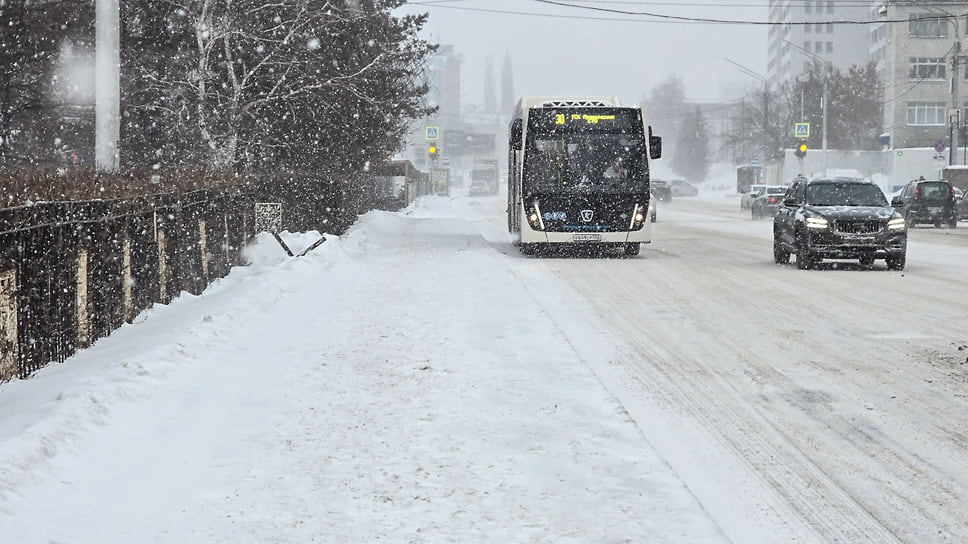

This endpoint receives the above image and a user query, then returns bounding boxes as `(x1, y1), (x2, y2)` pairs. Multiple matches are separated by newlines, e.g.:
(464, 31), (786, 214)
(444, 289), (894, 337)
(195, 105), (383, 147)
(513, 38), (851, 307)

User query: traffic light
(795, 142), (807, 159)
(428, 145), (438, 161)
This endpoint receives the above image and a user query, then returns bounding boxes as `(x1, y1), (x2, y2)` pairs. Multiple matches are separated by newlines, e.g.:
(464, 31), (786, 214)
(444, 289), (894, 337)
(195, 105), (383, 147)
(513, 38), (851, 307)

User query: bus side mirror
(649, 135), (662, 159)
(510, 119), (523, 151)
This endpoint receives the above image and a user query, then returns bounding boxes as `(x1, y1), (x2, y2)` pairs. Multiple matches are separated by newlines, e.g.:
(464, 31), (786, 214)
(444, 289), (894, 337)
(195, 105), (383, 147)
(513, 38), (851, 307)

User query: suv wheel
(886, 252), (906, 271)
(796, 231), (814, 270)
(773, 235), (790, 264)
(859, 255), (875, 268)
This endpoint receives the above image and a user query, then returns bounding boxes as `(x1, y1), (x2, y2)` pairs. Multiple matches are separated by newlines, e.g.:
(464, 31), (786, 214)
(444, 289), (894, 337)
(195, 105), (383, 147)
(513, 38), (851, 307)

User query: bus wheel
(624, 243), (640, 256)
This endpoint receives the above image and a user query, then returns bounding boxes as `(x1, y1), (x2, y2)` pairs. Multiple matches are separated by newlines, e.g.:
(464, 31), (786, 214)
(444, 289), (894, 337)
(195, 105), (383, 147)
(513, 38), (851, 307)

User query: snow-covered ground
(1, 166), (967, 543)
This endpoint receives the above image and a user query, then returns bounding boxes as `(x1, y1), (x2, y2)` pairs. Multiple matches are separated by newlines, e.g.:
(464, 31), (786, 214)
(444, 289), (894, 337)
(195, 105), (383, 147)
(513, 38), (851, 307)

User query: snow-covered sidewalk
(0, 194), (726, 543)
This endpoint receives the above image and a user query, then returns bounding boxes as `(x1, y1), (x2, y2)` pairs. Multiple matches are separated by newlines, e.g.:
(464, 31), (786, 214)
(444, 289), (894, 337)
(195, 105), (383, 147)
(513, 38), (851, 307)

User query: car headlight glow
(628, 203), (646, 230)
(806, 216), (828, 229)
(887, 217), (906, 230)
(527, 201), (545, 230)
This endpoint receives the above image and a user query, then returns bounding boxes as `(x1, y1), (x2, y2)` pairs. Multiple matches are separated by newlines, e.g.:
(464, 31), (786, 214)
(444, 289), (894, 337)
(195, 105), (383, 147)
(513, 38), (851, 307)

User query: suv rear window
(917, 182), (951, 200)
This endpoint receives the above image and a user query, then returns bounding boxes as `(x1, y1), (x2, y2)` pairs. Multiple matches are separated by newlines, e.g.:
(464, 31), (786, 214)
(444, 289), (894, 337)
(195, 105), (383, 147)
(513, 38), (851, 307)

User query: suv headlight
(887, 216), (906, 230)
(805, 216), (829, 229)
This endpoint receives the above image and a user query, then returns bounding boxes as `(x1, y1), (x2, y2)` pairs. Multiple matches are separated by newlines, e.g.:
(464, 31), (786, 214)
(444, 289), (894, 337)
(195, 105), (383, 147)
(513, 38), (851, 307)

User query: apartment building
(767, 0), (871, 87)
(872, 1), (968, 153)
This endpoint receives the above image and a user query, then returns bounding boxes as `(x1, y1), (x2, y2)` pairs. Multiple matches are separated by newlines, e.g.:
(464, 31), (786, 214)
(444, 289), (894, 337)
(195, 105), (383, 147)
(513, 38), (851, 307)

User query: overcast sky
(396, 0), (769, 109)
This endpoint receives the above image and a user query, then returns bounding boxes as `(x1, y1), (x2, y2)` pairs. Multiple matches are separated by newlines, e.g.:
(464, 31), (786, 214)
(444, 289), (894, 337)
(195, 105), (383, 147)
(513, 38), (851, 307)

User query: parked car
(773, 176), (907, 270)
(740, 184), (767, 210)
(890, 178), (958, 228)
(670, 179), (698, 197)
(651, 179), (672, 203)
(751, 188), (786, 219)
(957, 190), (968, 221)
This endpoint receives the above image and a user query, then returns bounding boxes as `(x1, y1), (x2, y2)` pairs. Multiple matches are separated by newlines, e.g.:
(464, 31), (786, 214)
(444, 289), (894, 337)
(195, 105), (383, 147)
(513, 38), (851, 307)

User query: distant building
(767, 0), (871, 87)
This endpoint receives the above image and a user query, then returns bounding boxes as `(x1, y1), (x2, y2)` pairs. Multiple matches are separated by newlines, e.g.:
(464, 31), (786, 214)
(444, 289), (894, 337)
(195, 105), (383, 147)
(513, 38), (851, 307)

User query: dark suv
(773, 176), (907, 270)
(891, 178), (957, 228)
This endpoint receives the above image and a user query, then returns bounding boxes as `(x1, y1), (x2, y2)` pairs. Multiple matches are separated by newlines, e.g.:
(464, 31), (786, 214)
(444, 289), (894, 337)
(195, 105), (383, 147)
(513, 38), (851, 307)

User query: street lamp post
(949, 24), (961, 165)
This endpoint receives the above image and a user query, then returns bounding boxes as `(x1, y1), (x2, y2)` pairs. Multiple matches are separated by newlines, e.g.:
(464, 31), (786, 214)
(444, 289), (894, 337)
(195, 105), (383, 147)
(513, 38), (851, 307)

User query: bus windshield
(523, 134), (647, 194)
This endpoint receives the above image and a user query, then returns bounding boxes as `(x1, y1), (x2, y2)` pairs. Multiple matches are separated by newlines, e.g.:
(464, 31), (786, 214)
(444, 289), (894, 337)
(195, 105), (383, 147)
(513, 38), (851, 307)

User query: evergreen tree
(500, 52), (515, 116)
(484, 55), (497, 115)
(789, 61), (882, 152)
(671, 106), (711, 183)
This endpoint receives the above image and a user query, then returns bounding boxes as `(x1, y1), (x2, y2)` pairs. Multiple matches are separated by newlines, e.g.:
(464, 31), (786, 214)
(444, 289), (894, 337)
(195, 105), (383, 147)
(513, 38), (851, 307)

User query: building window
(909, 57), (946, 80)
(804, 41), (810, 53)
(815, 41), (822, 53)
(827, 1), (834, 14)
(827, 23), (834, 34)
(805, 1), (811, 13)
(805, 23), (812, 33)
(907, 102), (947, 126)
(815, 23), (823, 33)
(826, 41), (833, 54)
(909, 15), (948, 38)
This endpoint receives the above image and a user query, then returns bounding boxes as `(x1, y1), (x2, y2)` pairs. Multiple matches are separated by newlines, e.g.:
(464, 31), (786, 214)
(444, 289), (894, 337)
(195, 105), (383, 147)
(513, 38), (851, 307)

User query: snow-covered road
(1, 184), (966, 543)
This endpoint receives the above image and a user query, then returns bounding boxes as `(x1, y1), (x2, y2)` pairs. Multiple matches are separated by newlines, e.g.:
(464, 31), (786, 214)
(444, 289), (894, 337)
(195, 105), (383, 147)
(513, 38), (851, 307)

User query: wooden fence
(0, 172), (386, 381)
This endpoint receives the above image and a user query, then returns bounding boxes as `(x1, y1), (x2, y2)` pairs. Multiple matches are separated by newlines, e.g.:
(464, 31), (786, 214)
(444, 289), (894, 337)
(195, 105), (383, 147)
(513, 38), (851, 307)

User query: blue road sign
(934, 139), (946, 153)
(425, 126), (439, 141)
(795, 123), (810, 138)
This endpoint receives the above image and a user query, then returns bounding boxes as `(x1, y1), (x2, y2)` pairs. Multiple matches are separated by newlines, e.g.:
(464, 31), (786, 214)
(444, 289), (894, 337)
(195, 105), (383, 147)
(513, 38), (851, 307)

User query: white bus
(507, 96), (662, 256)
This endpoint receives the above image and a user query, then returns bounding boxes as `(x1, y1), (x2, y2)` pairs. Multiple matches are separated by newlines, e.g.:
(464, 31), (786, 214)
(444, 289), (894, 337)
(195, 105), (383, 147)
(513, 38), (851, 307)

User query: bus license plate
(573, 233), (602, 242)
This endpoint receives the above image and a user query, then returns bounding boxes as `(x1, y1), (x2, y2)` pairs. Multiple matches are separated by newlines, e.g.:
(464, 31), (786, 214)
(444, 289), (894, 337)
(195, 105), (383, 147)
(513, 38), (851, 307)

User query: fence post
(199, 220), (208, 279)
(76, 250), (90, 348)
(155, 210), (169, 303)
(0, 269), (18, 381)
(122, 237), (133, 322)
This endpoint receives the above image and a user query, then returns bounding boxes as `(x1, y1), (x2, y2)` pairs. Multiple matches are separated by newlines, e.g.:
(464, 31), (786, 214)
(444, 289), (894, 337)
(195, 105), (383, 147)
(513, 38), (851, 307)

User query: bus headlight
(527, 201), (545, 230)
(629, 203), (646, 231)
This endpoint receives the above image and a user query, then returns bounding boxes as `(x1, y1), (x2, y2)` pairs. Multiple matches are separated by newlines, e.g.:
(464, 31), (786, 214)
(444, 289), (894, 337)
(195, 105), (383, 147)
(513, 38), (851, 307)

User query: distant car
(958, 190), (968, 221)
(670, 179), (698, 197)
(773, 176), (907, 270)
(649, 192), (657, 222)
(742, 184), (784, 211)
(890, 178), (957, 228)
(751, 189), (786, 219)
(651, 179), (672, 203)
(741, 184), (768, 210)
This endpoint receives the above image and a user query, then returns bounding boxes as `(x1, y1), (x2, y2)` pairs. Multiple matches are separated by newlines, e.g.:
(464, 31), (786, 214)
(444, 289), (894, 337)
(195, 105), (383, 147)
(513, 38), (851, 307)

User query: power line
(408, 0), (965, 26)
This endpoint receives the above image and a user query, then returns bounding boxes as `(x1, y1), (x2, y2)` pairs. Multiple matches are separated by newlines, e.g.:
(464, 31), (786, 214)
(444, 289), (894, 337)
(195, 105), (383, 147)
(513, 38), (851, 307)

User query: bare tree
(122, 0), (436, 171)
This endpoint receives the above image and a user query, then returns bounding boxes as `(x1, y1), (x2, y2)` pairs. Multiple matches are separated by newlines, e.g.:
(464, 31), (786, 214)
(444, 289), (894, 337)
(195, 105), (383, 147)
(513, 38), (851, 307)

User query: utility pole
(951, 37), (961, 165)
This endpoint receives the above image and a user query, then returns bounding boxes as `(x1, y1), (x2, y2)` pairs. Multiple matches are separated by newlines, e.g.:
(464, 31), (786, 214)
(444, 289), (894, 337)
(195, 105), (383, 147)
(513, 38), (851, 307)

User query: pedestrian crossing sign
(795, 123), (810, 138)
(425, 126), (440, 141)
